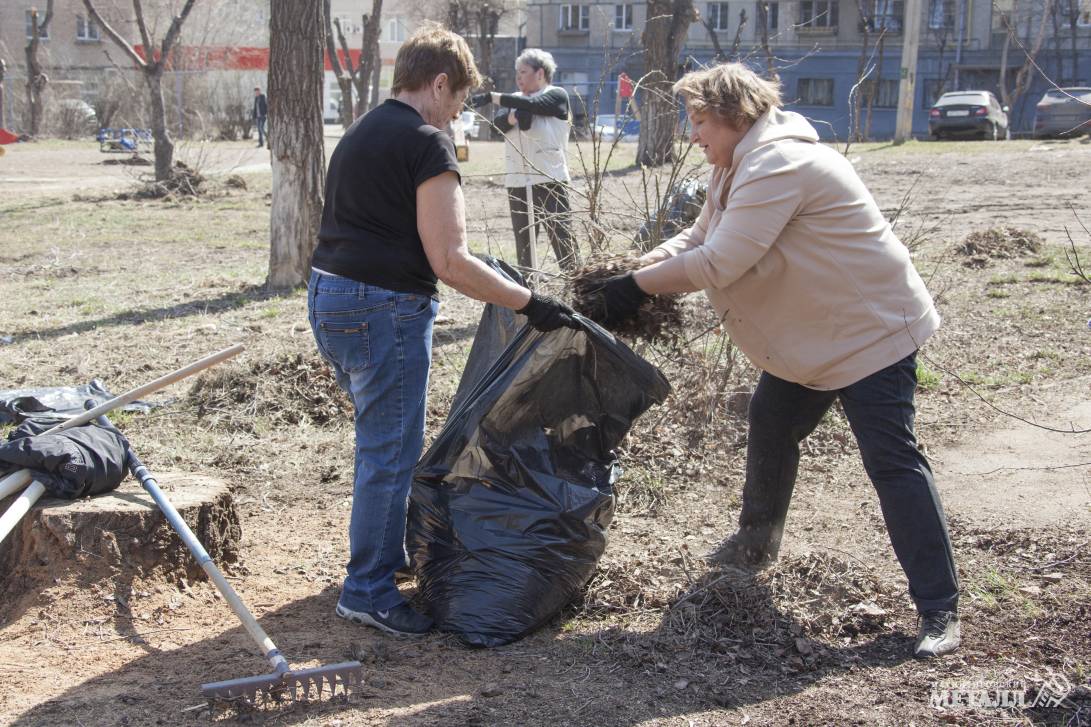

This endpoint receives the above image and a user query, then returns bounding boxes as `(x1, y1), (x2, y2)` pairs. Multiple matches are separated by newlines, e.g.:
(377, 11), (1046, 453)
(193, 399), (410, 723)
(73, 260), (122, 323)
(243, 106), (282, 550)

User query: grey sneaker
(914, 610), (960, 658)
(704, 531), (777, 569)
(335, 602), (433, 637)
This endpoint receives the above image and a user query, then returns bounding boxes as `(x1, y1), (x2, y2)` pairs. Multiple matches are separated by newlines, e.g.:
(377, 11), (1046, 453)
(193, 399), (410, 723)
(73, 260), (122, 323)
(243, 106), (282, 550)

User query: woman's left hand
(587, 272), (650, 328)
(508, 110), (517, 127)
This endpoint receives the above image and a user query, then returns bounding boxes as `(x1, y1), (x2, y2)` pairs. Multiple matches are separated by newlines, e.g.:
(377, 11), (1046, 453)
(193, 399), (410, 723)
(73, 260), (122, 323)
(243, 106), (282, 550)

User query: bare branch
(159, 0), (199, 64)
(132, 0), (155, 62)
(82, 0), (148, 69)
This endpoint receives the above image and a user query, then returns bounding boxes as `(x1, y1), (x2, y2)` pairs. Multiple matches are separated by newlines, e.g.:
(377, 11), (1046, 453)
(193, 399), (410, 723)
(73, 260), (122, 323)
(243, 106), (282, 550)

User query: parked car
(54, 99), (98, 138)
(1033, 87), (1091, 138)
(459, 110), (481, 140)
(592, 113), (640, 142)
(928, 91), (1008, 140)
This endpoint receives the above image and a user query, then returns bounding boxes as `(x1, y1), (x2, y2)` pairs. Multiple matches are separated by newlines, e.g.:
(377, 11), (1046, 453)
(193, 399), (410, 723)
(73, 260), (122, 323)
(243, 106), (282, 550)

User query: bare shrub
(49, 102), (96, 139)
(213, 101), (253, 140)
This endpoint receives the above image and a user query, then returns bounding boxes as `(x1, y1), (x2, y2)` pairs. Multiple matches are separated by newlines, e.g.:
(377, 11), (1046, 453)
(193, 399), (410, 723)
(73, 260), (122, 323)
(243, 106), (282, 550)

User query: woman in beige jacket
(585, 63), (960, 659)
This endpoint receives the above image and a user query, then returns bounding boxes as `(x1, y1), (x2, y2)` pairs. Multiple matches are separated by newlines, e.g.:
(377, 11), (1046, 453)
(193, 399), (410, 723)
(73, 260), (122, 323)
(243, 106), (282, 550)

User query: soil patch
(187, 352), (349, 431)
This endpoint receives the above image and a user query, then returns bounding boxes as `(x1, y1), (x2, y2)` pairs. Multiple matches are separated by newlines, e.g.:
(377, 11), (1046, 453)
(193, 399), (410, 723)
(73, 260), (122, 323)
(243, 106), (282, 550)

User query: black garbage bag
(408, 263), (670, 647)
(0, 380), (156, 426)
(0, 418), (130, 499)
(635, 177), (708, 246)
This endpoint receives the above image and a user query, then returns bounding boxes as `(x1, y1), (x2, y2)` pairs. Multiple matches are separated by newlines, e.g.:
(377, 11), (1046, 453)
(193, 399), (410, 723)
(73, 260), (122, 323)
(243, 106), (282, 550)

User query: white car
(459, 110), (481, 140)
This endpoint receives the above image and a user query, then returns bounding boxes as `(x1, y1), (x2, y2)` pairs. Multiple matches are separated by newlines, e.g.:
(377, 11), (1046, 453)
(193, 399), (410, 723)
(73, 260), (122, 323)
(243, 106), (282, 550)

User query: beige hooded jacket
(653, 107), (940, 390)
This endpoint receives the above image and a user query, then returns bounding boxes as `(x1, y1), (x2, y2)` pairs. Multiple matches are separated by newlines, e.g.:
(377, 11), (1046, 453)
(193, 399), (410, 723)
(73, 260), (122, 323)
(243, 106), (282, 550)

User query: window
(1078, 0), (1091, 26)
(798, 77), (834, 105)
(763, 1), (780, 30)
(76, 14), (100, 41)
(927, 0), (955, 29)
(921, 79), (947, 106)
(875, 79), (899, 107)
(614, 3), (633, 29)
(866, 0), (903, 31)
(707, 2), (730, 30)
(560, 4), (590, 30)
(386, 16), (407, 42)
(799, 0), (839, 27)
(335, 15), (363, 35)
(25, 9), (48, 39)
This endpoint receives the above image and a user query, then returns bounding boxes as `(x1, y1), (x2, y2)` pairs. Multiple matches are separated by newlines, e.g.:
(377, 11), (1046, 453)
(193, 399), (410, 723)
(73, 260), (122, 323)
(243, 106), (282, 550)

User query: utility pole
(894, 0), (923, 143)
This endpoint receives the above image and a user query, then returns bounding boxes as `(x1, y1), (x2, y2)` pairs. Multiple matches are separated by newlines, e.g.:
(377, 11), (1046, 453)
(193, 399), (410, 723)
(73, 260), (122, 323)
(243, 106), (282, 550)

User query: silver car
(1033, 87), (1091, 138)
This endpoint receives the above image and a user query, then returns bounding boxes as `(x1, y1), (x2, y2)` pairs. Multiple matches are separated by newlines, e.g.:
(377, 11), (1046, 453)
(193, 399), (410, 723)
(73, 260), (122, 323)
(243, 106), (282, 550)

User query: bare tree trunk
(267, 0), (326, 289)
(999, 0), (1051, 126)
(756, 0), (779, 81)
(356, 1), (384, 116)
(476, 6), (500, 83)
(852, 0), (873, 143)
(0, 59), (6, 130)
(638, 0), (696, 167)
(82, 0), (197, 183)
(1069, 0), (1079, 85)
(1049, 0), (1063, 82)
(369, 52), (381, 110)
(24, 2), (54, 137)
(730, 9), (748, 60)
(144, 70), (174, 182)
(324, 0), (355, 128)
(701, 18), (727, 62)
(865, 32), (886, 138)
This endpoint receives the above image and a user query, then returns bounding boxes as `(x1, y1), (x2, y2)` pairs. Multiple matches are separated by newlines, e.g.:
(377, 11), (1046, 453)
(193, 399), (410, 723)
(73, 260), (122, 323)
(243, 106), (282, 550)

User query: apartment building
(1, 1), (525, 133)
(526, 0), (1091, 137)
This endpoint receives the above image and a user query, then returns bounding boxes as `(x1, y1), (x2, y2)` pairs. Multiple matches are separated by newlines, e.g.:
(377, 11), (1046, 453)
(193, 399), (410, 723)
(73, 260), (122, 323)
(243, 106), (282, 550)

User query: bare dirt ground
(0, 135), (1089, 727)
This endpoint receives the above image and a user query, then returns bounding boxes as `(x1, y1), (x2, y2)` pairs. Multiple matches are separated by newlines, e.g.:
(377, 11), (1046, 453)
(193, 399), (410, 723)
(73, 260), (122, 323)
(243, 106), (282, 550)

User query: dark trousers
(740, 352), (959, 614)
(507, 183), (579, 272)
(255, 116), (267, 146)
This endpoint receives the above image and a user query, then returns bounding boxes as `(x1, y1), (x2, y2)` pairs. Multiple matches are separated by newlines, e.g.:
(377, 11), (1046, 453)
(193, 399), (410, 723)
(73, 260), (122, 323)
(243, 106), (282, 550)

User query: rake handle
(127, 450), (288, 675)
(0, 344), (243, 500)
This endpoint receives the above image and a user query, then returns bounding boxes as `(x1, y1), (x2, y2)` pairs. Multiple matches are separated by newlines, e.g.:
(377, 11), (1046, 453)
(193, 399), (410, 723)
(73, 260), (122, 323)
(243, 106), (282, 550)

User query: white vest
(502, 85), (572, 188)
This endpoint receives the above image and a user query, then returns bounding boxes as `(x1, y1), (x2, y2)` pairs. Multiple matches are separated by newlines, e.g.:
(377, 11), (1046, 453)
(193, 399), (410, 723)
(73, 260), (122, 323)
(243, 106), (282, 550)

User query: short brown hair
(391, 24), (481, 96)
(673, 63), (781, 128)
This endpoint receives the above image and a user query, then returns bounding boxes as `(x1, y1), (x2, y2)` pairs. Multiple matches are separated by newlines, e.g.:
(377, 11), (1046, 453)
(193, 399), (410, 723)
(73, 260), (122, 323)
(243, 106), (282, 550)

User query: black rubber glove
(517, 292), (578, 332)
(588, 272), (651, 329)
(469, 92), (492, 108)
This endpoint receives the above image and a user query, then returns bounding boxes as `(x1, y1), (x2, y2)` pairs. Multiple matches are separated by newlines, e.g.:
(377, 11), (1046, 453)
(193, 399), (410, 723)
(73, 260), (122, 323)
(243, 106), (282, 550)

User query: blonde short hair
(673, 63), (781, 128)
(391, 24), (481, 96)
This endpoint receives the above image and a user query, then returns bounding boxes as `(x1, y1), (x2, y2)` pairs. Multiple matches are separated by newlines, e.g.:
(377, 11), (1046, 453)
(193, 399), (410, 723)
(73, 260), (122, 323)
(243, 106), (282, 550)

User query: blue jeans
(307, 270), (438, 612)
(739, 352), (959, 614)
(255, 116), (266, 145)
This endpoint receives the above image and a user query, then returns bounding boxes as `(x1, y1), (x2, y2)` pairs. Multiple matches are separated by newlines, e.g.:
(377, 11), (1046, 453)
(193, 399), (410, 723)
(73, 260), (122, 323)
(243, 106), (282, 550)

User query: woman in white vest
(472, 49), (579, 272)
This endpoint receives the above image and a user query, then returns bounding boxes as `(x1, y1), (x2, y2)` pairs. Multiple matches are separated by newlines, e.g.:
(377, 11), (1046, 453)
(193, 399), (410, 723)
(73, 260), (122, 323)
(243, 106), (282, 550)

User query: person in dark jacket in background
(308, 26), (576, 638)
(252, 86), (267, 148)
(471, 49), (578, 272)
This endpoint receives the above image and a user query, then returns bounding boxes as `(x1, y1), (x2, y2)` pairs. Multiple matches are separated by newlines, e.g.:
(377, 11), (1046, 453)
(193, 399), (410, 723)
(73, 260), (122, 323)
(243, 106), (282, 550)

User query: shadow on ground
(8, 570), (915, 726)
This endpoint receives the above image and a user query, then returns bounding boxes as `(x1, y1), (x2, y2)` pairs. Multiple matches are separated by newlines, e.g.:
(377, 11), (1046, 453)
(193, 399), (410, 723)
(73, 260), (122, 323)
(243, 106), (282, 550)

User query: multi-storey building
(0, 1), (527, 132)
(526, 0), (1091, 137)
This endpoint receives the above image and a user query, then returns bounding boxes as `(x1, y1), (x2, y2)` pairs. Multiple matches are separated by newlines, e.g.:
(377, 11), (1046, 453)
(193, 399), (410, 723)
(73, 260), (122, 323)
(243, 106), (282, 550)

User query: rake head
(201, 660), (364, 706)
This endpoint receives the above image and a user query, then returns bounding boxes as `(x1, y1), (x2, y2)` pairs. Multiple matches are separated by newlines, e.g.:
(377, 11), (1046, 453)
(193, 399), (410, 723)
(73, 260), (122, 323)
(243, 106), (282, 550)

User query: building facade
(525, 0), (1091, 138)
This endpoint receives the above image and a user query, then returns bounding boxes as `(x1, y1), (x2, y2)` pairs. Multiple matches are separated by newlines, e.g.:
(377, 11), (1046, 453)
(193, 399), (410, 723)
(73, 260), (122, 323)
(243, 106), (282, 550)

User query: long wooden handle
(0, 343), (244, 500)
(42, 343), (244, 436)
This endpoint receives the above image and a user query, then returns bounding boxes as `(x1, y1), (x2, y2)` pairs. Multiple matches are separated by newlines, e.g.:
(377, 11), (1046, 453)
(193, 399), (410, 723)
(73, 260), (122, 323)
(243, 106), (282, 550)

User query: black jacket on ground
(0, 419), (130, 499)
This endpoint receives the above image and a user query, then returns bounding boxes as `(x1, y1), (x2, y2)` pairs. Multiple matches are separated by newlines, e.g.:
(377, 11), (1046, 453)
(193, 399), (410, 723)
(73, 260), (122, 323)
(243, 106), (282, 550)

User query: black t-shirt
(311, 99), (460, 295)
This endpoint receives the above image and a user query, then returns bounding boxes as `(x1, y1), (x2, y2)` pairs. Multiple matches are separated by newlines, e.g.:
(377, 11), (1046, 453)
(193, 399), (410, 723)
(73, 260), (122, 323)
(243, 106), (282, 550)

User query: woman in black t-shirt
(308, 26), (576, 638)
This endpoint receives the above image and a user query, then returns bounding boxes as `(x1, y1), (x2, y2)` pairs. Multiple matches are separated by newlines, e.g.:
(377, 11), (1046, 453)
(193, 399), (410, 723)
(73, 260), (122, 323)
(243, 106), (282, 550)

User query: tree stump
(0, 472), (241, 598)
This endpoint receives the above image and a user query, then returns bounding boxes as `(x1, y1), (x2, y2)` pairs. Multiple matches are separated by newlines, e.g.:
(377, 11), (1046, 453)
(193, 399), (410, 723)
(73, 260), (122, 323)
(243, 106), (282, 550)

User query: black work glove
(469, 92), (492, 108)
(587, 272), (651, 329)
(517, 292), (579, 332)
